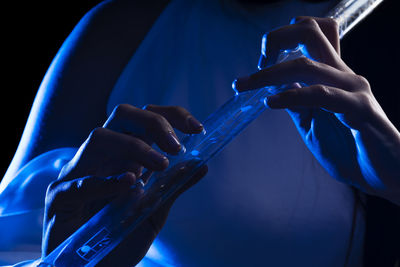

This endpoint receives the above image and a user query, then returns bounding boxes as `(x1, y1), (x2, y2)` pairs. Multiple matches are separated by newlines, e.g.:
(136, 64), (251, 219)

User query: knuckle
(293, 56), (315, 69)
(326, 18), (339, 31)
(299, 18), (322, 42)
(171, 105), (188, 115)
(355, 91), (370, 104)
(314, 84), (332, 97)
(142, 104), (157, 111)
(88, 127), (108, 143)
(354, 91), (375, 114)
(353, 75), (370, 89)
(292, 16), (312, 24)
(112, 103), (130, 117)
(149, 113), (169, 130)
(299, 17), (319, 29)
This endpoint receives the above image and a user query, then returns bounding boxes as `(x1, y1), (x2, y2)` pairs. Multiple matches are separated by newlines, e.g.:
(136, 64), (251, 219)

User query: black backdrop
(1, 1), (104, 177)
(1, 1), (398, 182)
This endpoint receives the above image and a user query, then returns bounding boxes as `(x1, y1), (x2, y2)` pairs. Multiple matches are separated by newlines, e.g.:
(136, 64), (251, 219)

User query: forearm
(354, 104), (400, 205)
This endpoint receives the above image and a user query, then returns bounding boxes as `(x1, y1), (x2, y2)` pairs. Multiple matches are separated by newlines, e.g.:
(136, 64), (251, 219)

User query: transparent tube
(38, 0), (384, 266)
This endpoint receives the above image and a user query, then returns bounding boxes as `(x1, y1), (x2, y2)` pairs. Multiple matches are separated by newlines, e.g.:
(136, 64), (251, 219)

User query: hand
(42, 104), (208, 266)
(234, 17), (400, 203)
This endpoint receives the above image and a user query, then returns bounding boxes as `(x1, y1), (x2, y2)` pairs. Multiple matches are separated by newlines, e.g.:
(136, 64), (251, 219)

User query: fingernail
(166, 131), (181, 150)
(261, 34), (267, 57)
(148, 150), (168, 166)
(187, 117), (203, 131)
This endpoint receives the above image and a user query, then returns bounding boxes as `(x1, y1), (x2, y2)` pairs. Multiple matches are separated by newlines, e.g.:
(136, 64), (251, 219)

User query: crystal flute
(38, 0), (385, 266)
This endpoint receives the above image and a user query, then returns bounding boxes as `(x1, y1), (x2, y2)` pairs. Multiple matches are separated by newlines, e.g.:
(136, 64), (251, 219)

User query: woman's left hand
(42, 104), (208, 266)
(234, 17), (400, 204)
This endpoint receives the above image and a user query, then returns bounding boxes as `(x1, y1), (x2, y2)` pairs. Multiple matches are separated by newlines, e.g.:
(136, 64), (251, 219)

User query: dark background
(1, 0), (398, 179)
(1, 1), (104, 179)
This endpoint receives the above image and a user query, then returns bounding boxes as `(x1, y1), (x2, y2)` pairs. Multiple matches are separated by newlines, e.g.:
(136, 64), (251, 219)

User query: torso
(108, 0), (366, 266)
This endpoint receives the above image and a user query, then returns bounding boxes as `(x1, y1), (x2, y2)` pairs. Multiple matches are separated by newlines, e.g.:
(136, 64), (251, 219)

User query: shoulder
(66, 0), (171, 48)
(80, 0), (171, 28)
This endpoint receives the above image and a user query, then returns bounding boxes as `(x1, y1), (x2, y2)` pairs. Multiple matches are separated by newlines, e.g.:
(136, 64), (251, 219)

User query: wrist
(352, 106), (400, 204)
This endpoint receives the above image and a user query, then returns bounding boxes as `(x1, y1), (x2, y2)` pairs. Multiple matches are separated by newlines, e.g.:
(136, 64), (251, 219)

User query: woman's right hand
(42, 104), (207, 266)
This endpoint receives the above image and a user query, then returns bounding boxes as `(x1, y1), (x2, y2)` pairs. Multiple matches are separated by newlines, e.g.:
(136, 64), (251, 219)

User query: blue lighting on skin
(232, 79), (239, 96)
(277, 43), (316, 64)
(351, 129), (386, 190)
(297, 43), (315, 61)
(232, 43), (314, 96)
(139, 239), (176, 267)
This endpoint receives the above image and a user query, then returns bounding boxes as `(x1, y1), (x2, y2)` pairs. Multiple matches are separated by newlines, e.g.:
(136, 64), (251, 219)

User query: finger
(235, 57), (356, 93)
(143, 104), (203, 134)
(85, 127), (169, 172)
(259, 17), (349, 72)
(104, 104), (182, 154)
(292, 16), (340, 54)
(265, 84), (357, 114)
(48, 172), (139, 212)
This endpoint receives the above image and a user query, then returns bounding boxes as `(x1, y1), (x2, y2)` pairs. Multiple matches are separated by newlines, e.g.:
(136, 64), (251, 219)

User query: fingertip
(165, 131), (182, 153)
(148, 150), (169, 170)
(186, 116), (203, 133)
